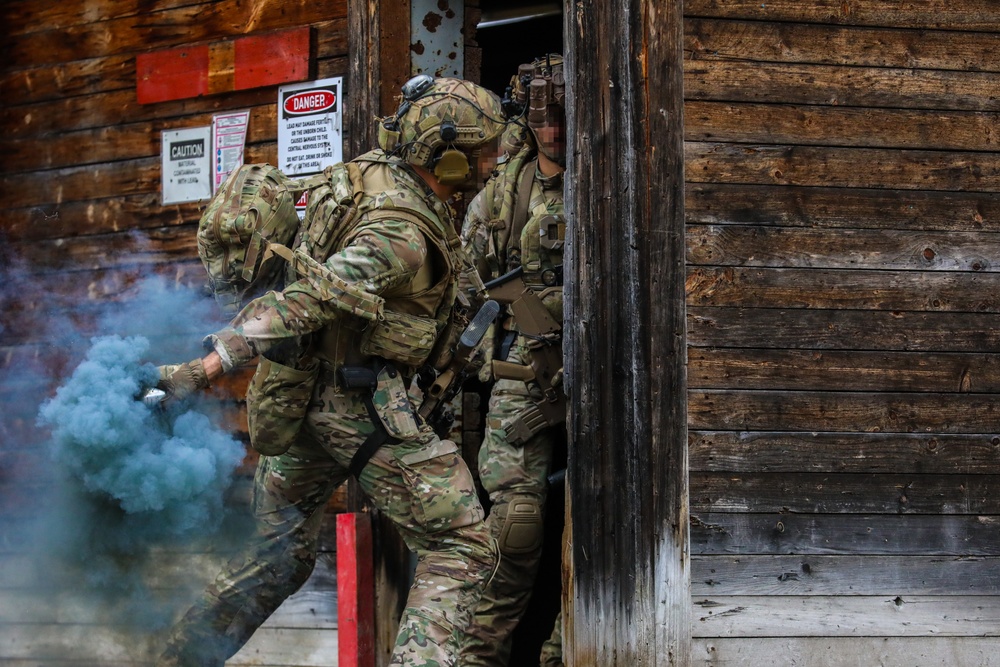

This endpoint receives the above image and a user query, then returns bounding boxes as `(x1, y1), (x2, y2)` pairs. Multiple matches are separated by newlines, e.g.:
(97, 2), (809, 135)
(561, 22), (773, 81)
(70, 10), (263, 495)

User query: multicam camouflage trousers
(459, 337), (560, 667)
(157, 370), (496, 667)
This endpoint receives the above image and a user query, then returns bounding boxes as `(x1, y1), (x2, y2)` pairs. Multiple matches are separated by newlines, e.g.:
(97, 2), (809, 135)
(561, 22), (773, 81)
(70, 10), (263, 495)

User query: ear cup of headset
(433, 148), (471, 185)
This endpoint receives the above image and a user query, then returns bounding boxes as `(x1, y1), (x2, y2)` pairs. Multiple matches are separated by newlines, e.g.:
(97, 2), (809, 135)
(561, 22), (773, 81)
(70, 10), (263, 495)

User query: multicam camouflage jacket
(208, 150), (463, 373)
(461, 144), (565, 320)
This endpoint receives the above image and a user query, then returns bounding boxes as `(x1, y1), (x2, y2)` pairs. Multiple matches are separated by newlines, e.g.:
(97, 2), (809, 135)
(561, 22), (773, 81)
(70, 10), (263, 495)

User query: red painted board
(136, 26), (311, 104)
(136, 45), (210, 104)
(337, 511), (376, 667)
(235, 28), (311, 91)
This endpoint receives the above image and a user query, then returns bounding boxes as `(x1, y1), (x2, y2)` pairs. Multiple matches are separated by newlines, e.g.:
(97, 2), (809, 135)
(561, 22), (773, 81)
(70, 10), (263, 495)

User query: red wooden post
(337, 511), (376, 667)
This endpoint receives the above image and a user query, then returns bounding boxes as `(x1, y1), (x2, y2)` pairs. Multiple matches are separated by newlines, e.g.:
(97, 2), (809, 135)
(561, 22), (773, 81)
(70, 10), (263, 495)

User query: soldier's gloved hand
(156, 358), (210, 403)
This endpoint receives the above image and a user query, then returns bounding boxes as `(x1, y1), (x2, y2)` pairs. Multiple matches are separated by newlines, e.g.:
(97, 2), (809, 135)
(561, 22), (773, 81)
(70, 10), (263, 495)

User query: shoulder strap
(508, 158), (538, 263)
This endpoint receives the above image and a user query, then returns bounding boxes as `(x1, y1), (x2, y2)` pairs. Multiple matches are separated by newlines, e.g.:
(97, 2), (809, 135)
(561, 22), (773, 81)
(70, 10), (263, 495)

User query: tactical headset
(378, 74), (505, 186)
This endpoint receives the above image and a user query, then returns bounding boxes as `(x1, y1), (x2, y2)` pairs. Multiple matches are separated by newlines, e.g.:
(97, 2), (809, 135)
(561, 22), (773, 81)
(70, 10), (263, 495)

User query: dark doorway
(475, 2), (564, 96)
(472, 4), (565, 666)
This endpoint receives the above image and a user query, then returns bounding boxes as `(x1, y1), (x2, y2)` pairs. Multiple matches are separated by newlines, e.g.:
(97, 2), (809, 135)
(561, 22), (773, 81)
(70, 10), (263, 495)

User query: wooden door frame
(563, 1), (691, 664)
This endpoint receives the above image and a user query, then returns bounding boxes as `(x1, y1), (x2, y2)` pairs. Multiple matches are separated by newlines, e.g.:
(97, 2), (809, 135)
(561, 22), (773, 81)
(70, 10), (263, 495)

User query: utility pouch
(246, 354), (319, 456)
(360, 310), (439, 368)
(371, 365), (422, 440)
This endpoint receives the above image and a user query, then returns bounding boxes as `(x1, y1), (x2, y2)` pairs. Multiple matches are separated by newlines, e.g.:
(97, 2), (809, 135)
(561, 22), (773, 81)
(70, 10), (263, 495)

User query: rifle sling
(349, 392), (400, 478)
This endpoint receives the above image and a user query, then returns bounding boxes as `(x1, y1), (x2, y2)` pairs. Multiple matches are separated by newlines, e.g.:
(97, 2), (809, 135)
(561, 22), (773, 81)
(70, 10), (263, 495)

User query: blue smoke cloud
(37, 334), (244, 538)
(0, 265), (253, 651)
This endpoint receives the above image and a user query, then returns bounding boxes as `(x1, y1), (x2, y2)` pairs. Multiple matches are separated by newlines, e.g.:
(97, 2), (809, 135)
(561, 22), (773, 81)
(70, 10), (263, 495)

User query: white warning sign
(162, 126), (212, 205)
(278, 76), (343, 177)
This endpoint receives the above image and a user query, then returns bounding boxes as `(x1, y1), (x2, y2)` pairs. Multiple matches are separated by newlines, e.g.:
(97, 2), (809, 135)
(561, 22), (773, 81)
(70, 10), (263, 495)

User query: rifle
(481, 266), (565, 428)
(418, 299), (501, 436)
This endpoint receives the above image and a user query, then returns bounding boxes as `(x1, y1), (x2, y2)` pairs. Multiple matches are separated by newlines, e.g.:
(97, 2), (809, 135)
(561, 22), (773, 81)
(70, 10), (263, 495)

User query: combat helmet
(502, 54), (566, 166)
(377, 75), (506, 185)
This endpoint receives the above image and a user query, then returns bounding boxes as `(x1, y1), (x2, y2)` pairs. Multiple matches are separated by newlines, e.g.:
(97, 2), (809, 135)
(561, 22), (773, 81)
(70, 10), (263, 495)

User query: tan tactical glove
(156, 358), (210, 403)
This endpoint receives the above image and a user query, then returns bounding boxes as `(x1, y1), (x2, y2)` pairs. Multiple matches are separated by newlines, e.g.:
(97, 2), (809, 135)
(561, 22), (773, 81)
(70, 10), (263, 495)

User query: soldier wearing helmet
(154, 76), (505, 667)
(458, 55), (568, 667)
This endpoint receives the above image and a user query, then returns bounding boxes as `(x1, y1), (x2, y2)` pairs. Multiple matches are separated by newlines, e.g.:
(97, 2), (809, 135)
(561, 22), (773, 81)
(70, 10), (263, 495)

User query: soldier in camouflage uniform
(458, 56), (567, 667)
(152, 76), (507, 667)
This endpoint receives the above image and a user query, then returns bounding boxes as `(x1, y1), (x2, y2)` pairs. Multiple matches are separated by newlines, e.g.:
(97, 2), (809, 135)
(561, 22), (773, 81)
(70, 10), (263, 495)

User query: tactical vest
(304, 150), (462, 372)
(484, 145), (565, 317)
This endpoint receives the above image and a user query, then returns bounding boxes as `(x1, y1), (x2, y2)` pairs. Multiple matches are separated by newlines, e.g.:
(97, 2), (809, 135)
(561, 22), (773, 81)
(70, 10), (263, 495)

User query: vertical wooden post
(337, 512), (376, 667)
(347, 0), (411, 159)
(563, 1), (690, 665)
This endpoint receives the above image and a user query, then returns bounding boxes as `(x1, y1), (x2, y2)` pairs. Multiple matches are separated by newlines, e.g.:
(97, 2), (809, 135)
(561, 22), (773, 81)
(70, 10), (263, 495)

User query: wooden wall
(683, 2), (1000, 664)
(0, 1), (351, 664)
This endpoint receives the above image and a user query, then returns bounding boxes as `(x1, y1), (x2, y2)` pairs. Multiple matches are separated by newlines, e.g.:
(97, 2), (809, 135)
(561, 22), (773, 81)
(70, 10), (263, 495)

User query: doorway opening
(471, 3), (565, 666)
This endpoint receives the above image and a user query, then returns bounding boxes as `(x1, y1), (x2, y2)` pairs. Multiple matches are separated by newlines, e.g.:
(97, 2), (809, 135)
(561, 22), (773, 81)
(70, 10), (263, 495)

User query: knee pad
(497, 496), (544, 556)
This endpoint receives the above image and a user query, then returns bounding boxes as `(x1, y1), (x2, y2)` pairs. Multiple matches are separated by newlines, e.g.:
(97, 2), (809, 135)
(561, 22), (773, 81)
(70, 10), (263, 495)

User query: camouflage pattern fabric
(458, 148), (566, 667)
(157, 378), (494, 667)
(458, 338), (560, 667)
(160, 148), (497, 667)
(538, 611), (564, 667)
(205, 154), (457, 371)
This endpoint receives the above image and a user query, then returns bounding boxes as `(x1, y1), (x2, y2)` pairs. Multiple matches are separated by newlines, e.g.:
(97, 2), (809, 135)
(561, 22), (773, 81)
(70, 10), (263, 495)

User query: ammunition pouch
(360, 310), (439, 369)
(246, 353), (320, 456)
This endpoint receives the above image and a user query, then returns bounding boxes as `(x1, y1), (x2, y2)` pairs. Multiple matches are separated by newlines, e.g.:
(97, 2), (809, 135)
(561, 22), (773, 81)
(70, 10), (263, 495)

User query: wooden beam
(564, 0), (689, 664)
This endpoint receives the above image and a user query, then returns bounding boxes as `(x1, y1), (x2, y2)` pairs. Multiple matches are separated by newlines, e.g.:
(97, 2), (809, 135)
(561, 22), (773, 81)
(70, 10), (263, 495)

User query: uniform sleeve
(207, 217), (428, 368)
(460, 186), (493, 293)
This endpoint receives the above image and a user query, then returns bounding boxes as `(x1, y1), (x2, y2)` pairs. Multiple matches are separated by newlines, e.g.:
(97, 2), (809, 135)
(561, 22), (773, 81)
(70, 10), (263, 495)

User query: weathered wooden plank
(685, 102), (1000, 152)
(5, 227), (200, 280)
(4, 0), (347, 69)
(685, 183), (1000, 233)
(1, 194), (204, 244)
(1, 20), (348, 107)
(685, 18), (1000, 73)
(685, 60), (1000, 112)
(686, 267), (1000, 312)
(683, 0), (1000, 31)
(692, 555), (1000, 596)
(0, 87), (271, 139)
(691, 472), (1000, 514)
(688, 226), (1000, 272)
(690, 513), (1000, 556)
(690, 431), (1000, 474)
(689, 306), (1000, 352)
(0, 141), (271, 211)
(0, 624), (338, 665)
(0, 106), (276, 175)
(690, 389), (1000, 434)
(689, 346), (1000, 392)
(1, 0), (214, 37)
(692, 595), (1000, 637)
(228, 627), (339, 666)
(686, 142), (1000, 193)
(692, 637), (1000, 666)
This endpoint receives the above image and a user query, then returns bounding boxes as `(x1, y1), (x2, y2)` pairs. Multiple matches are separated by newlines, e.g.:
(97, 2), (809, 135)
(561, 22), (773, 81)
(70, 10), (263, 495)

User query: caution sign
(162, 126), (212, 205)
(278, 76), (343, 177)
